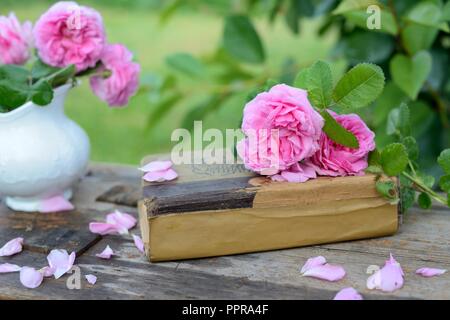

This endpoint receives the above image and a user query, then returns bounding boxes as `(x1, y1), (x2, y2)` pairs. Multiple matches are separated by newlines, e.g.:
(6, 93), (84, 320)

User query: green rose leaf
(368, 149), (381, 166)
(439, 175), (450, 192)
(0, 65), (30, 83)
(375, 180), (398, 204)
(332, 0), (380, 15)
(401, 136), (419, 161)
(380, 143), (408, 176)
(332, 63), (385, 110)
(400, 186), (416, 213)
(0, 81), (29, 110)
(166, 53), (206, 78)
(386, 103), (411, 137)
(418, 192), (432, 209)
(438, 149), (450, 174)
(343, 10), (398, 35)
(390, 51), (432, 100)
(404, 1), (449, 32)
(320, 109), (359, 149)
(365, 165), (383, 175)
(444, 1), (450, 21)
(418, 172), (435, 189)
(30, 80), (54, 106)
(223, 15), (265, 64)
(294, 60), (333, 109)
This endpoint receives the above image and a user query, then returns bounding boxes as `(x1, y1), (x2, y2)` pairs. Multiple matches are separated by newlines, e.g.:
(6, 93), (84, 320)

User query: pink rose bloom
(238, 84), (324, 175)
(90, 44), (140, 107)
(33, 1), (106, 72)
(0, 13), (33, 65)
(307, 111), (375, 176)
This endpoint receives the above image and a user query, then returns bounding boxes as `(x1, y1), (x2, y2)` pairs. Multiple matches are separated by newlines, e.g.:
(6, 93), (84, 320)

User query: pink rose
(89, 44), (140, 107)
(307, 111), (375, 176)
(238, 84), (324, 174)
(271, 162), (317, 183)
(33, 1), (106, 72)
(0, 13), (33, 65)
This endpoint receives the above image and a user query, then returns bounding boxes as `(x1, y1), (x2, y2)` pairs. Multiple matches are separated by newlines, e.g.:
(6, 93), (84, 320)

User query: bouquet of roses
(0, 1), (140, 113)
(238, 61), (450, 213)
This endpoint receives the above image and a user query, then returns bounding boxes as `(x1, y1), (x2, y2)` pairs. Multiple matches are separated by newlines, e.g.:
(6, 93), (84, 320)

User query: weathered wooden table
(0, 163), (449, 300)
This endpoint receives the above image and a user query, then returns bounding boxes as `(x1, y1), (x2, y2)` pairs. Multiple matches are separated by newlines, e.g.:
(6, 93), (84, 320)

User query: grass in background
(4, 1), (337, 164)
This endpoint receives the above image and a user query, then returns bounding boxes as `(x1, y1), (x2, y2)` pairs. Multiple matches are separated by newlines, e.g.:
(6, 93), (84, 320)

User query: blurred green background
(2, 0), (337, 165)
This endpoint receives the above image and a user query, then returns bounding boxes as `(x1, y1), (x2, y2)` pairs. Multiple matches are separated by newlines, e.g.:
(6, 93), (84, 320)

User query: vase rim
(0, 83), (73, 122)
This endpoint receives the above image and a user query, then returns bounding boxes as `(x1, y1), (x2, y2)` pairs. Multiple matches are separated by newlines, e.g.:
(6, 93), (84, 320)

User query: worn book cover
(139, 153), (399, 262)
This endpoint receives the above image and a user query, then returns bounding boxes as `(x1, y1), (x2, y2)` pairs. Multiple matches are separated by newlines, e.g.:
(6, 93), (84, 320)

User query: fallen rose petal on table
(133, 234), (145, 253)
(106, 210), (137, 232)
(416, 267), (446, 278)
(39, 195), (74, 213)
(143, 168), (178, 182)
(85, 274), (97, 285)
(366, 253), (404, 292)
(0, 263), (22, 273)
(47, 249), (76, 279)
(302, 263), (346, 282)
(39, 266), (55, 277)
(300, 256), (327, 273)
(96, 245), (114, 259)
(0, 237), (24, 257)
(89, 222), (119, 235)
(333, 287), (363, 300)
(20, 267), (44, 289)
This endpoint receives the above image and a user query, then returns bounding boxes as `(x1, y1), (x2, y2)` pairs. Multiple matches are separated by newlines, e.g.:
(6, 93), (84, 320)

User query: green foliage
(332, 63), (385, 110)
(166, 53), (206, 78)
(438, 149), (450, 174)
(418, 192), (432, 209)
(223, 15), (265, 64)
(380, 143), (409, 176)
(320, 109), (359, 148)
(375, 180), (398, 204)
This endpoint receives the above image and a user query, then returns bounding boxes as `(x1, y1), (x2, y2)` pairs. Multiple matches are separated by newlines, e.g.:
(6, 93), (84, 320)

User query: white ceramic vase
(0, 84), (90, 212)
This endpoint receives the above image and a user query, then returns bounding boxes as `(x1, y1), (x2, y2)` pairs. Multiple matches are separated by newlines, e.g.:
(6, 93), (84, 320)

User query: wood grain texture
(0, 163), (449, 300)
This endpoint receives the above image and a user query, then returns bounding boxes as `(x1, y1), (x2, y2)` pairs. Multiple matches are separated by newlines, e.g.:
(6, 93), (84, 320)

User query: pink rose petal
(133, 234), (145, 253)
(95, 245), (114, 259)
(47, 249), (76, 279)
(89, 222), (119, 235)
(416, 267), (446, 278)
(333, 287), (363, 300)
(106, 210), (137, 232)
(40, 266), (55, 277)
(39, 195), (74, 213)
(139, 160), (173, 173)
(143, 168), (178, 182)
(0, 263), (21, 273)
(0, 237), (24, 257)
(85, 274), (97, 285)
(20, 267), (44, 289)
(302, 263), (346, 282)
(300, 256), (327, 273)
(366, 253), (404, 292)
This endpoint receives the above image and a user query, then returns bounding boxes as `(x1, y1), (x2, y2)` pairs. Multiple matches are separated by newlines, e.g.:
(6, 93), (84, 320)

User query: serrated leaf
(166, 53), (205, 78)
(320, 109), (359, 148)
(380, 143), (408, 176)
(368, 149), (381, 166)
(438, 149), (450, 174)
(418, 192), (432, 209)
(332, 63), (385, 110)
(375, 180), (398, 203)
(223, 15), (265, 64)
(390, 51), (432, 100)
(439, 175), (450, 192)
(401, 136), (419, 160)
(294, 60), (333, 109)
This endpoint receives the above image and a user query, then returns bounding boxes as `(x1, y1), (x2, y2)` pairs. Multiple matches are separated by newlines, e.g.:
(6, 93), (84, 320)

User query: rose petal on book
(139, 160), (173, 172)
(0, 237), (24, 257)
(47, 249), (76, 279)
(39, 195), (74, 213)
(302, 263), (346, 282)
(106, 210), (137, 231)
(416, 267), (446, 278)
(300, 256), (327, 273)
(333, 287), (363, 300)
(0, 263), (21, 273)
(40, 266), (55, 277)
(366, 253), (404, 292)
(143, 168), (178, 182)
(95, 245), (114, 259)
(20, 267), (44, 289)
(85, 274), (97, 285)
(133, 234), (145, 253)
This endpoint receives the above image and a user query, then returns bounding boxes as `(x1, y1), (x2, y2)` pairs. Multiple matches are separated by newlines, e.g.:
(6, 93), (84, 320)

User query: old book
(139, 153), (398, 262)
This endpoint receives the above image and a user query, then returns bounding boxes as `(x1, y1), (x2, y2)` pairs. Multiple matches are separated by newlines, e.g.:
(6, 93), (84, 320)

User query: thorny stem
(402, 171), (447, 205)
